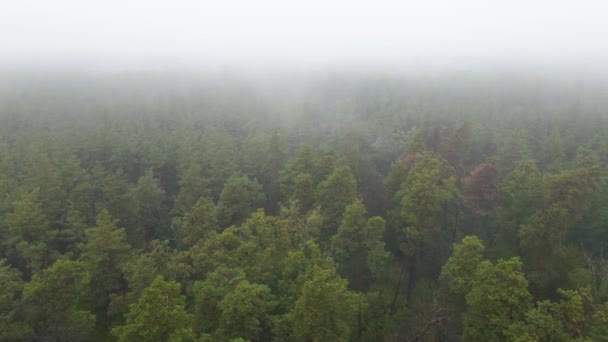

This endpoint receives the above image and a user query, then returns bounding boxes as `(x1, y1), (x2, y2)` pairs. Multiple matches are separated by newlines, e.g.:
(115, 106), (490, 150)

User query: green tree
(506, 288), (592, 342)
(200, 129), (239, 198)
(23, 259), (95, 342)
(520, 166), (602, 296)
(174, 161), (210, 215)
(289, 266), (360, 341)
(94, 167), (137, 234)
(496, 160), (543, 256)
(440, 235), (485, 298)
(7, 188), (49, 246)
(542, 129), (567, 173)
(6, 188), (54, 276)
(0, 259), (31, 341)
(132, 170), (166, 246)
(462, 258), (531, 342)
(81, 209), (131, 327)
(110, 240), (192, 320)
(216, 175), (265, 228)
(171, 196), (218, 248)
(398, 153), (456, 256)
(292, 173), (315, 214)
(439, 235), (486, 337)
(280, 145), (317, 200)
(19, 143), (67, 227)
(496, 128), (533, 175)
(275, 240), (336, 313)
(316, 165), (357, 239)
(242, 131), (287, 214)
(112, 276), (194, 342)
(217, 280), (276, 341)
(331, 199), (388, 291)
(589, 302), (608, 341)
(193, 267), (246, 334)
(440, 122), (474, 176)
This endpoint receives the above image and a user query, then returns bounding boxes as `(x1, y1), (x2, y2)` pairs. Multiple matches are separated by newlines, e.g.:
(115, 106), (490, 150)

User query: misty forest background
(1, 72), (608, 341)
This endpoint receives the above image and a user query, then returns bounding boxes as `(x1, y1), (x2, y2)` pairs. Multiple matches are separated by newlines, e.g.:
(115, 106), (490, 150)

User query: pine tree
(112, 276), (195, 342)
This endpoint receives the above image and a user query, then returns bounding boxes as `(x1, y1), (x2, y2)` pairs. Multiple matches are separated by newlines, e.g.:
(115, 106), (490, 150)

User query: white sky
(1, 0), (608, 71)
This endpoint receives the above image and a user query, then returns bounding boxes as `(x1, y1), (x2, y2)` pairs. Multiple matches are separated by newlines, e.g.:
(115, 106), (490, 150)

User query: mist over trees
(1, 71), (608, 341)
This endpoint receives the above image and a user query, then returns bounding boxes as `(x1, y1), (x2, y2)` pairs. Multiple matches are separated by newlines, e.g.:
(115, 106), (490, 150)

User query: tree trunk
(390, 253), (410, 316)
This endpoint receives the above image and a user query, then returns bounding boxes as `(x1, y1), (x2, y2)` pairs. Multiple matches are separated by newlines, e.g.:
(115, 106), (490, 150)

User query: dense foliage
(1, 72), (608, 341)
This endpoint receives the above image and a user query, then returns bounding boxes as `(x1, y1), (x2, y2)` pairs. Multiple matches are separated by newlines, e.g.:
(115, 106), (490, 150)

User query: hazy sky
(2, 0), (607, 71)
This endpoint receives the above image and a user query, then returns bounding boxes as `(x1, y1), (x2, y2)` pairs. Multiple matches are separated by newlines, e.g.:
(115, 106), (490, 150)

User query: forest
(1, 71), (608, 341)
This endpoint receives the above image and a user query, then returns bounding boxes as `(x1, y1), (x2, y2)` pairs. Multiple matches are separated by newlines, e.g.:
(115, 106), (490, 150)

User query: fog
(2, 0), (608, 74)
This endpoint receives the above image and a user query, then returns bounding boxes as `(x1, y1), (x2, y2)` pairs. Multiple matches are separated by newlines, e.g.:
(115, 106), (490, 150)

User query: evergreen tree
(112, 276), (195, 342)
(289, 266), (360, 341)
(331, 199), (389, 291)
(462, 258), (532, 341)
(171, 196), (218, 248)
(81, 209), (131, 327)
(0, 259), (31, 341)
(23, 259), (95, 342)
(132, 170), (166, 246)
(316, 165), (357, 239)
(216, 175), (265, 228)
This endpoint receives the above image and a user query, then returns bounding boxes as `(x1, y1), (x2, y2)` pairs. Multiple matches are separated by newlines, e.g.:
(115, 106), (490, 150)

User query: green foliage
(280, 145), (317, 200)
(7, 188), (49, 246)
(292, 172), (315, 214)
(0, 259), (31, 341)
(542, 129), (567, 173)
(193, 267), (247, 334)
(332, 199), (389, 290)
(1, 74), (608, 342)
(496, 129), (533, 175)
(81, 209), (131, 324)
(398, 153), (456, 255)
(276, 240), (336, 312)
(506, 289), (592, 342)
(132, 170), (166, 246)
(497, 160), (543, 251)
(462, 257), (532, 342)
(171, 196), (218, 248)
(289, 266), (361, 341)
(112, 276), (193, 342)
(589, 302), (608, 341)
(216, 175), (265, 228)
(111, 240), (191, 319)
(217, 280), (276, 340)
(440, 235), (485, 297)
(23, 259), (95, 341)
(316, 165), (357, 239)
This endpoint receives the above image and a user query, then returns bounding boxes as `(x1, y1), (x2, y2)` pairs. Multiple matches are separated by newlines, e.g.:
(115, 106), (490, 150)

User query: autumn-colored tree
(462, 159), (498, 219)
